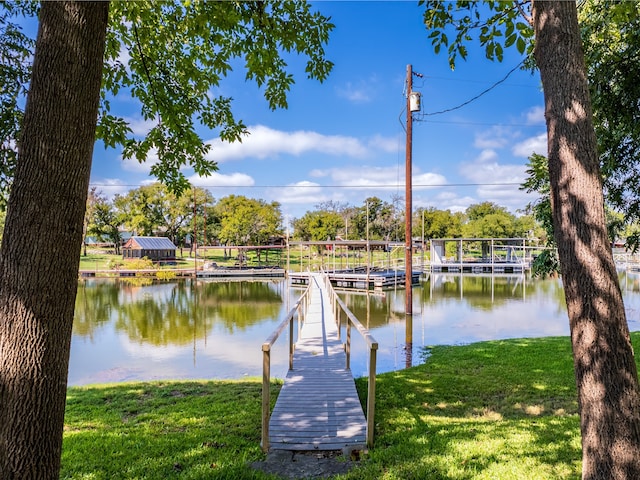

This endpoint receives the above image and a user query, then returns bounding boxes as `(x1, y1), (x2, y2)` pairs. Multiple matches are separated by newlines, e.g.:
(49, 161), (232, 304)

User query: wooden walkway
(268, 274), (367, 451)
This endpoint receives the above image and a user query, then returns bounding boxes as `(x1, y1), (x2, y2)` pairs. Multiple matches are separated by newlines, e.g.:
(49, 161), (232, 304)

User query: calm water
(69, 272), (640, 385)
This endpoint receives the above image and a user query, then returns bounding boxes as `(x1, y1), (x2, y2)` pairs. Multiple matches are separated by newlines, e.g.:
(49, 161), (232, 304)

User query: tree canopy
(0, 1), (335, 196)
(0, 3), (35, 209)
(580, 1), (640, 247)
(215, 194), (282, 246)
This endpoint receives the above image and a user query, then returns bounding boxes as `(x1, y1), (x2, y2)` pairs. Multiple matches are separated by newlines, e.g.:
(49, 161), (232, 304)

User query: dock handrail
(261, 282), (311, 451)
(321, 272), (379, 448)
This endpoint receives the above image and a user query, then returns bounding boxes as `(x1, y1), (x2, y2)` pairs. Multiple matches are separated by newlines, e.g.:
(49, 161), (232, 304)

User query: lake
(69, 271), (640, 386)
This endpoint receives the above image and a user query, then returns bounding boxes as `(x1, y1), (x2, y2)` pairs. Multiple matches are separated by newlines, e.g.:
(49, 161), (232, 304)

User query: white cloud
(311, 165), (401, 189)
(335, 76), (379, 103)
(463, 159), (526, 185)
(269, 181), (335, 206)
(512, 133), (547, 157)
(413, 172), (448, 190)
(525, 105), (545, 125)
(189, 171), (255, 187)
(368, 134), (401, 153)
(309, 165), (447, 190)
(474, 126), (515, 149)
(309, 169), (328, 178)
(336, 82), (372, 102)
(476, 149), (498, 163)
(459, 151), (532, 213)
(205, 125), (368, 162)
(121, 148), (159, 174)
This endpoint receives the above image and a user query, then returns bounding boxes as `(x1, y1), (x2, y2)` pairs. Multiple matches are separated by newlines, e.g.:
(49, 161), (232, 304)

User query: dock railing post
(289, 316), (294, 370)
(367, 342), (378, 448)
(346, 321), (351, 370)
(261, 282), (314, 453)
(261, 344), (271, 452)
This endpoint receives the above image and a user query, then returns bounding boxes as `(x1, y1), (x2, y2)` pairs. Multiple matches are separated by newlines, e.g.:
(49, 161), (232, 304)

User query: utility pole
(193, 187), (197, 276)
(405, 64), (414, 315)
(405, 64), (423, 315)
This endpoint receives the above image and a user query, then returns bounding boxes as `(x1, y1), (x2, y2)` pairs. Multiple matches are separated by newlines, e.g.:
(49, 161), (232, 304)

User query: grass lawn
(60, 333), (609, 479)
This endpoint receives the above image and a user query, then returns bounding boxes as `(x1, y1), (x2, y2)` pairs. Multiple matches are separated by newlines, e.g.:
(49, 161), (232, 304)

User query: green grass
(61, 334), (606, 479)
(62, 380), (282, 479)
(350, 336), (582, 479)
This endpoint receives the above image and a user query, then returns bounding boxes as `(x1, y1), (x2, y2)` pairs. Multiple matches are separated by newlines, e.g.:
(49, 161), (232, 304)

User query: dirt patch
(250, 449), (364, 479)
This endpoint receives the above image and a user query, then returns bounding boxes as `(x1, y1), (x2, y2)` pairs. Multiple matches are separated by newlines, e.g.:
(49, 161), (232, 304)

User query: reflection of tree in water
(74, 279), (119, 338)
(340, 276), (569, 325)
(194, 281), (284, 334)
(420, 275), (566, 312)
(339, 292), (394, 330)
(74, 279), (285, 345)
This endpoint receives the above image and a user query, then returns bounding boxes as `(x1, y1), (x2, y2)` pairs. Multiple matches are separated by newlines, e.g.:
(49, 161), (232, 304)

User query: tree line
(84, 185), (283, 253)
(84, 183), (544, 253)
(293, 198), (540, 243)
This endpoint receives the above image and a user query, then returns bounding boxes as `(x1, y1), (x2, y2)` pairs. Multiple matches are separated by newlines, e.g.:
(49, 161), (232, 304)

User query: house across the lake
(122, 236), (177, 263)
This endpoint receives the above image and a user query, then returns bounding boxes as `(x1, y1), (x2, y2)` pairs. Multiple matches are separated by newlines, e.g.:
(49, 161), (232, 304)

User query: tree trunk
(532, 2), (640, 478)
(0, 3), (109, 478)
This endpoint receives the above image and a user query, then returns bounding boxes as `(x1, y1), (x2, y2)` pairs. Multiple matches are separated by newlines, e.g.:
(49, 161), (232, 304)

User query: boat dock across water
(290, 268), (421, 292)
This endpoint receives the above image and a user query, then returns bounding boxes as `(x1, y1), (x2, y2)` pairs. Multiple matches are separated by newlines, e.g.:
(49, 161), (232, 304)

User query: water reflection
(70, 278), (291, 385)
(337, 273), (571, 377)
(69, 272), (640, 386)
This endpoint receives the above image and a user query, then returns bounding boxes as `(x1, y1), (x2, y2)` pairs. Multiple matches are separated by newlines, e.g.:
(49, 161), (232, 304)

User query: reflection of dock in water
(197, 266), (285, 279)
(428, 273), (527, 302)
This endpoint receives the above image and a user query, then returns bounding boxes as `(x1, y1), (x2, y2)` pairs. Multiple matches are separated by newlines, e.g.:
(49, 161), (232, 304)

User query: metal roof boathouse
(122, 236), (177, 263)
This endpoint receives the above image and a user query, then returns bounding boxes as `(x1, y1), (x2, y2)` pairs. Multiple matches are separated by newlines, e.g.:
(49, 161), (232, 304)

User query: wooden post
(289, 315), (294, 370)
(346, 321), (351, 370)
(261, 345), (271, 452)
(367, 343), (378, 448)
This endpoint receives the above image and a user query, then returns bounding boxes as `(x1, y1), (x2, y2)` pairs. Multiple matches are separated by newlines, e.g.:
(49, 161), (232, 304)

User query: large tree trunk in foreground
(0, 3), (109, 478)
(532, 1), (640, 478)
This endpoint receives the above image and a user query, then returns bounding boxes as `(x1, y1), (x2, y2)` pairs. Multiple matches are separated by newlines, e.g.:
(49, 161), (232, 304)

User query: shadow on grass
(62, 380), (282, 480)
(352, 336), (584, 479)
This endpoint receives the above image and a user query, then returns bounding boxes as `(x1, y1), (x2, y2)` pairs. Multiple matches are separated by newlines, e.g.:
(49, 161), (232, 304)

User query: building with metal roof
(122, 236), (177, 263)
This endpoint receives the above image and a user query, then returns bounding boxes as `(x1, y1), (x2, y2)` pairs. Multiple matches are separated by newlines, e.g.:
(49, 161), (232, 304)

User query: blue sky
(88, 1), (546, 221)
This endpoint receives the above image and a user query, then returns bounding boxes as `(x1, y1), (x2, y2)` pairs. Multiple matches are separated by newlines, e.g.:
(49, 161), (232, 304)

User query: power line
(421, 60), (527, 117)
(89, 181), (524, 189)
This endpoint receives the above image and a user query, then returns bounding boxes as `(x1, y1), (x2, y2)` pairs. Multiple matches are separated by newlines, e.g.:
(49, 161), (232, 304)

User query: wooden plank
(268, 273), (367, 451)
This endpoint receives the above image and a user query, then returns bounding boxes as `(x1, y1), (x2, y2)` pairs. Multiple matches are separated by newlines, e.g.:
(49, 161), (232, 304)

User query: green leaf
(97, 0), (335, 192)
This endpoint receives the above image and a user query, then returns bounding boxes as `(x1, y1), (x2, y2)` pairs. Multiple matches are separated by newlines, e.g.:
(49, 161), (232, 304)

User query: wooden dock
(268, 274), (367, 451)
(290, 268), (421, 292)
